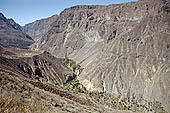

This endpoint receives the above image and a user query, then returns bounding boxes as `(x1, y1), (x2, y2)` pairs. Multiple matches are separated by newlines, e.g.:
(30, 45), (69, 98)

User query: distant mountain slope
(23, 15), (58, 41)
(0, 13), (34, 48)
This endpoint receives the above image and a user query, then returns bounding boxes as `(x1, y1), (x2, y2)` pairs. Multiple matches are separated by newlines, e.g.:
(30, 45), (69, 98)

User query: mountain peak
(8, 18), (24, 32)
(0, 12), (7, 20)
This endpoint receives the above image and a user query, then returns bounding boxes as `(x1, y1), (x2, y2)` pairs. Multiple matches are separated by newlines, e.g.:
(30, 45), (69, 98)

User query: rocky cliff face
(78, 0), (170, 112)
(31, 0), (152, 67)
(0, 13), (34, 48)
(23, 15), (58, 41)
(28, 0), (170, 112)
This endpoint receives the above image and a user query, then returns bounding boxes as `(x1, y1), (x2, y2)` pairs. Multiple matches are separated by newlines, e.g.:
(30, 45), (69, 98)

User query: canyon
(0, 0), (170, 112)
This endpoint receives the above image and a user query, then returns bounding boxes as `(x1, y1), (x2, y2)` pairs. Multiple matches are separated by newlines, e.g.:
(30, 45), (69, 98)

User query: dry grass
(0, 88), (54, 113)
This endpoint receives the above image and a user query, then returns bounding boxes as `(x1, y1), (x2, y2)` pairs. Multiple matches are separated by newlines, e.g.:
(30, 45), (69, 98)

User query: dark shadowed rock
(8, 18), (24, 32)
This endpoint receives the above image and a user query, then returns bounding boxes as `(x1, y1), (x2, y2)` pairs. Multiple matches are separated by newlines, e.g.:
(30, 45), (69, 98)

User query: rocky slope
(31, 0), (150, 67)
(0, 45), (141, 113)
(0, 13), (34, 48)
(23, 15), (58, 41)
(79, 0), (170, 112)
(0, 68), (140, 113)
(0, 45), (73, 86)
(27, 0), (170, 112)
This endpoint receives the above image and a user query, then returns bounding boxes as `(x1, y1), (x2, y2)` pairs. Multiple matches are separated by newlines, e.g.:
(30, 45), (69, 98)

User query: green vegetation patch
(61, 58), (84, 75)
(64, 78), (87, 94)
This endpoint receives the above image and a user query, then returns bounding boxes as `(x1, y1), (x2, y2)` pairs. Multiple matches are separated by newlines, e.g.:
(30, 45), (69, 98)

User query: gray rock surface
(78, 0), (170, 112)
(23, 15), (58, 41)
(31, 0), (152, 67)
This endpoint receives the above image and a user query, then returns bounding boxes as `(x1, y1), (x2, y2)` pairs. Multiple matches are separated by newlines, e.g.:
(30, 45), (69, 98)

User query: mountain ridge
(0, 12), (34, 48)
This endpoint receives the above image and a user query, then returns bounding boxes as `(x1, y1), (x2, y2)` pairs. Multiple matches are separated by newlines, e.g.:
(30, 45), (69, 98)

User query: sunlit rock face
(31, 1), (148, 67)
(78, 0), (170, 112)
